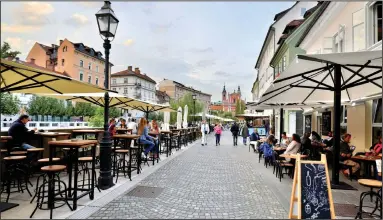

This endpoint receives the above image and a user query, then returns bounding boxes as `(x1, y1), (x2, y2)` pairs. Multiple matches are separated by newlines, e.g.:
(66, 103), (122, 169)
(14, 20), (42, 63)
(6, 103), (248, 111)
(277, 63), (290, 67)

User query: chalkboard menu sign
(305, 115), (312, 134)
(301, 164), (330, 219)
(289, 154), (335, 219)
(321, 111), (331, 136)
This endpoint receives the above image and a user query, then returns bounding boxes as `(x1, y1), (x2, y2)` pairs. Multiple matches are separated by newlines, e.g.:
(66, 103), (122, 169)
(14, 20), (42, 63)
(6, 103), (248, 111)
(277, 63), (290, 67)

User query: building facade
(111, 66), (156, 102)
(297, 1), (382, 153)
(210, 85), (244, 113)
(158, 79), (211, 109)
(156, 90), (170, 105)
(26, 38), (113, 88)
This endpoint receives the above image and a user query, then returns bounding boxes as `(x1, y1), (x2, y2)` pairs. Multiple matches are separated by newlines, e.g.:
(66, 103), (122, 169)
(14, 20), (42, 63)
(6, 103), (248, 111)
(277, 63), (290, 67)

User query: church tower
(238, 86), (241, 98)
(222, 84), (227, 101)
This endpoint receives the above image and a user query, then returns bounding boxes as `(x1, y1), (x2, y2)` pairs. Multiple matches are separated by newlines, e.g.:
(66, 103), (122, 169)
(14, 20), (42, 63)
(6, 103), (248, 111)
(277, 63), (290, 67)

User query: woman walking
(214, 123), (222, 146)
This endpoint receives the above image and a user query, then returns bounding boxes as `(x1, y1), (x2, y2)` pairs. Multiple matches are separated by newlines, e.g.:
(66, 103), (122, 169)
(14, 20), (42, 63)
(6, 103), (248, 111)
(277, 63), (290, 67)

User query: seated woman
(340, 133), (360, 177)
(284, 134), (302, 162)
(366, 136), (382, 156)
(280, 132), (290, 146)
(138, 118), (157, 159)
(119, 119), (127, 129)
(108, 118), (116, 137)
(259, 135), (275, 162)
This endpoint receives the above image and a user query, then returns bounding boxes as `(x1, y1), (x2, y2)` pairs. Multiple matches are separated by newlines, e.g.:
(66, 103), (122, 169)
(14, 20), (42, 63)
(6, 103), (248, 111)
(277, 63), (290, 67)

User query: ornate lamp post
(192, 94), (197, 125)
(95, 1), (119, 190)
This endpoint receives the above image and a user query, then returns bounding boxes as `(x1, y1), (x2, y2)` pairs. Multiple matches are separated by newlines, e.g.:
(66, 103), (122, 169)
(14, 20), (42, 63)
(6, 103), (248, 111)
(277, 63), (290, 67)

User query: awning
(258, 50), (382, 104)
(1, 59), (109, 94)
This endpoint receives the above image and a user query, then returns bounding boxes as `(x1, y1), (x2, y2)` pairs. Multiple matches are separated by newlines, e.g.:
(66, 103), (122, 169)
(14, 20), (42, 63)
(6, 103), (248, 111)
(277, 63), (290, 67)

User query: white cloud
(79, 2), (100, 8)
(1, 23), (40, 33)
(123, 39), (134, 46)
(14, 2), (55, 26)
(6, 37), (23, 50)
(21, 2), (54, 15)
(66, 13), (90, 26)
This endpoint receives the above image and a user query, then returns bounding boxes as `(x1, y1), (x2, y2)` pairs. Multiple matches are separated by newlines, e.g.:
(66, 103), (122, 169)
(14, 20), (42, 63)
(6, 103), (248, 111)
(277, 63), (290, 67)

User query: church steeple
(222, 83), (227, 101)
(238, 86), (241, 96)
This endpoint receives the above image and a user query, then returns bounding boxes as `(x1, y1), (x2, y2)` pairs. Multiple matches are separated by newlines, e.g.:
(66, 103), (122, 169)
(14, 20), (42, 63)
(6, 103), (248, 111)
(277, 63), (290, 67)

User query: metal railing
(1, 121), (91, 131)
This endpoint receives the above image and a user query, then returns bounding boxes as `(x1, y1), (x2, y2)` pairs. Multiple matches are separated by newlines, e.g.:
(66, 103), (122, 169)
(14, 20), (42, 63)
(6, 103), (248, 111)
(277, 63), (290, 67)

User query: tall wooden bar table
(48, 139), (97, 210)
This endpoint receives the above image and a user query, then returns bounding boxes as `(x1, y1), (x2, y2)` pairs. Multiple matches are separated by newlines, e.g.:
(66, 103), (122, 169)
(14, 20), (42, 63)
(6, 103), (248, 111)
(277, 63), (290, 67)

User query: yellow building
(26, 38), (113, 88)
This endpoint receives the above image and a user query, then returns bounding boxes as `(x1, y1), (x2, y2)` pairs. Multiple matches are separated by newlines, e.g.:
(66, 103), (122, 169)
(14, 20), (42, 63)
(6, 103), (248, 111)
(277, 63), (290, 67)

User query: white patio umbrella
(183, 105), (188, 128)
(257, 50), (382, 186)
(162, 111), (170, 131)
(177, 107), (182, 129)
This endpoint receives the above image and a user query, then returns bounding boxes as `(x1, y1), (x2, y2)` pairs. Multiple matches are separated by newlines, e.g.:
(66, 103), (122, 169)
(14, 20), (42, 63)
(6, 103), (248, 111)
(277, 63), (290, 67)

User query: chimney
(127, 66), (133, 71)
(6, 56), (13, 61)
(59, 40), (63, 45)
(30, 58), (36, 64)
(134, 67), (140, 74)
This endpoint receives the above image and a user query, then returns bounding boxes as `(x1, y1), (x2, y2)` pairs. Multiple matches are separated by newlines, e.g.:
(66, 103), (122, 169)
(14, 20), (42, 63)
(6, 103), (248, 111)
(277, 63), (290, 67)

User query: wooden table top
(116, 128), (132, 131)
(48, 139), (97, 147)
(279, 154), (308, 159)
(72, 129), (104, 133)
(351, 155), (382, 161)
(273, 147), (287, 151)
(0, 136), (12, 140)
(160, 130), (172, 133)
(113, 134), (140, 139)
(358, 179), (382, 188)
(35, 132), (71, 137)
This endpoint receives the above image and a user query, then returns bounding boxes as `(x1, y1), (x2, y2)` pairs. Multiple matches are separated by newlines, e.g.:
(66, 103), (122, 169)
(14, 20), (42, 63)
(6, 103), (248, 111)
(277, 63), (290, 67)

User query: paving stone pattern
(88, 131), (288, 219)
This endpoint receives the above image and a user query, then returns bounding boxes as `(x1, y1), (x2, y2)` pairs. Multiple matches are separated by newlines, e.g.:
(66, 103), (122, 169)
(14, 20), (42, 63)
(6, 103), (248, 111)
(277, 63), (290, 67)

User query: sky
(1, 1), (294, 102)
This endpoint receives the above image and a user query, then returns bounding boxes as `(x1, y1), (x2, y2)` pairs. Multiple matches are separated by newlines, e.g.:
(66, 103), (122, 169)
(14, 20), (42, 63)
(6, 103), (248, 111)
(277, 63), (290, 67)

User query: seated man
(8, 115), (37, 150)
(340, 133), (360, 177)
(249, 131), (260, 152)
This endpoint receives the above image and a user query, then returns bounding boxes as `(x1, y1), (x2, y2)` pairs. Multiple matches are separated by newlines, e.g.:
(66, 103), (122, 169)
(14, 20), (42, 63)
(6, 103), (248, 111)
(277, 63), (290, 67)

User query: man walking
(230, 122), (239, 146)
(242, 123), (249, 146)
(201, 120), (209, 146)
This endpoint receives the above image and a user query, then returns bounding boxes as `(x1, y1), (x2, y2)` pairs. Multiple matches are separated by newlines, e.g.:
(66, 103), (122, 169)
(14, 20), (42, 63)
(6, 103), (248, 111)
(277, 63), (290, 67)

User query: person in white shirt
(284, 134), (302, 162)
(127, 118), (138, 134)
(200, 120), (210, 146)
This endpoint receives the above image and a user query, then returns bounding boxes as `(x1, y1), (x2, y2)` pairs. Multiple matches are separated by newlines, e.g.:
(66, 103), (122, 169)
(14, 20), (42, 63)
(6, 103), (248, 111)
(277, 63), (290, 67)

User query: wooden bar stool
(77, 156), (100, 193)
(115, 149), (130, 182)
(356, 179), (382, 219)
(0, 156), (32, 202)
(30, 165), (72, 219)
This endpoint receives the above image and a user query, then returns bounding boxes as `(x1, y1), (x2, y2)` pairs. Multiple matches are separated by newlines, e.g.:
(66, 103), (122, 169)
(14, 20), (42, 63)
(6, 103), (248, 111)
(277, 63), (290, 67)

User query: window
(352, 9), (365, 51)
(112, 88), (117, 91)
(373, 2), (382, 44)
(95, 77), (99, 85)
(88, 62), (92, 70)
(88, 75), (92, 83)
(112, 79), (116, 84)
(79, 72), (84, 81)
(80, 60), (84, 67)
(63, 46), (67, 52)
(282, 56), (286, 71)
(96, 66), (99, 72)
(323, 37), (333, 53)
(301, 8), (306, 16)
(124, 88), (128, 94)
(61, 59), (65, 66)
(124, 78), (128, 83)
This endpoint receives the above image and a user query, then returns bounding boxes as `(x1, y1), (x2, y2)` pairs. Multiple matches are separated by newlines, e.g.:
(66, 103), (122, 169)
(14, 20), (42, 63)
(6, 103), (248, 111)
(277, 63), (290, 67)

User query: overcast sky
(1, 1), (294, 101)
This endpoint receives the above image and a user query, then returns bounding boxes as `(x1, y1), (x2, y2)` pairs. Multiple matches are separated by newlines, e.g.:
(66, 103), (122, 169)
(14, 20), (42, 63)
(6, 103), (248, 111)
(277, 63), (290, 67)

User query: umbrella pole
(279, 108), (284, 142)
(332, 64), (342, 185)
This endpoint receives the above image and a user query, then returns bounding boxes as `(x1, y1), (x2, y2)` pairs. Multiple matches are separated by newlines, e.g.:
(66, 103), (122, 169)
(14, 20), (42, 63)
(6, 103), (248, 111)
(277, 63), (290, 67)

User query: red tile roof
(111, 69), (156, 84)
(19, 60), (70, 77)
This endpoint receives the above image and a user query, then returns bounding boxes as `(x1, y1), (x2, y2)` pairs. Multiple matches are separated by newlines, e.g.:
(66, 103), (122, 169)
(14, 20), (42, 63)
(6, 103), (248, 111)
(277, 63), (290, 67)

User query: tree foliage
(1, 42), (21, 59)
(74, 102), (96, 117)
(0, 93), (20, 115)
(169, 92), (204, 124)
(88, 107), (121, 127)
(235, 99), (245, 115)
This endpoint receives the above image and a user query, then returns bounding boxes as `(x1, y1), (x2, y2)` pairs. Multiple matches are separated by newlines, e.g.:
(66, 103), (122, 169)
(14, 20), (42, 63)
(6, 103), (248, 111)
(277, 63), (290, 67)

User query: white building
(253, 1), (317, 101)
(111, 66), (157, 103)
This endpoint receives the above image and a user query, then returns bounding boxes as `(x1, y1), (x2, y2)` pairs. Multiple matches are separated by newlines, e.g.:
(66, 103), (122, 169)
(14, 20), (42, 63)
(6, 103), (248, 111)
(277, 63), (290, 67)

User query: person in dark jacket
(8, 115), (37, 149)
(242, 123), (249, 146)
(230, 122), (239, 146)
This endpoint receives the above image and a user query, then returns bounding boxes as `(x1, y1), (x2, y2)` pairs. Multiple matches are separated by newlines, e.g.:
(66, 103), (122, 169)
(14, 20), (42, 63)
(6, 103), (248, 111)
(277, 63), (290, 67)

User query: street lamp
(95, 1), (119, 190)
(192, 94), (197, 125)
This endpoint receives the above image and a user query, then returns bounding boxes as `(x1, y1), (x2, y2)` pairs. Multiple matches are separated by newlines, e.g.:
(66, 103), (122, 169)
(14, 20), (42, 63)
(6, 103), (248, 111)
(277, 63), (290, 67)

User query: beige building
(111, 66), (156, 102)
(158, 79), (211, 109)
(26, 38), (113, 88)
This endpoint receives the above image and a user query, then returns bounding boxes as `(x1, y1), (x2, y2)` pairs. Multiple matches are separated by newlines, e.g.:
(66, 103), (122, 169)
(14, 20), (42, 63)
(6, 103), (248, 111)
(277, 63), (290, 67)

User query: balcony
(134, 83), (141, 88)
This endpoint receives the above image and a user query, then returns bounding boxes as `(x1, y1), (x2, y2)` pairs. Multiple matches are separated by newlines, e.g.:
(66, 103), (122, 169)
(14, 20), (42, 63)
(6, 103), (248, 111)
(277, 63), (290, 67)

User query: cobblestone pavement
(88, 131), (288, 219)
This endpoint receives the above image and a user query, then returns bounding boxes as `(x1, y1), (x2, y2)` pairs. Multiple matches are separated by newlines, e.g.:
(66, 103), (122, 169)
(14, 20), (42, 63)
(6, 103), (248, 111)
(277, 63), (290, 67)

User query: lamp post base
(97, 131), (114, 190)
(98, 174), (114, 190)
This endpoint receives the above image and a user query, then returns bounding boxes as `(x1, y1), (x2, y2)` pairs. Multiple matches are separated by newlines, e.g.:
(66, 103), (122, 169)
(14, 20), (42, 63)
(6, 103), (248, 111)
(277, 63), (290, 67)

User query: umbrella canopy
(183, 105), (188, 128)
(177, 107), (182, 129)
(257, 50), (382, 186)
(258, 50), (382, 104)
(1, 59), (108, 94)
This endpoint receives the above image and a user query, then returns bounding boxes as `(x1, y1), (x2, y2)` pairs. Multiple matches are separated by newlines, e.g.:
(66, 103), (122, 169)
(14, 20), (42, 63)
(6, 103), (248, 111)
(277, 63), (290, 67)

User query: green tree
(169, 92), (204, 124)
(1, 42), (21, 59)
(0, 93), (20, 115)
(235, 99), (245, 115)
(27, 95), (46, 116)
(65, 101), (75, 117)
(88, 107), (122, 127)
(109, 107), (121, 118)
(148, 112), (164, 121)
(74, 102), (96, 117)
